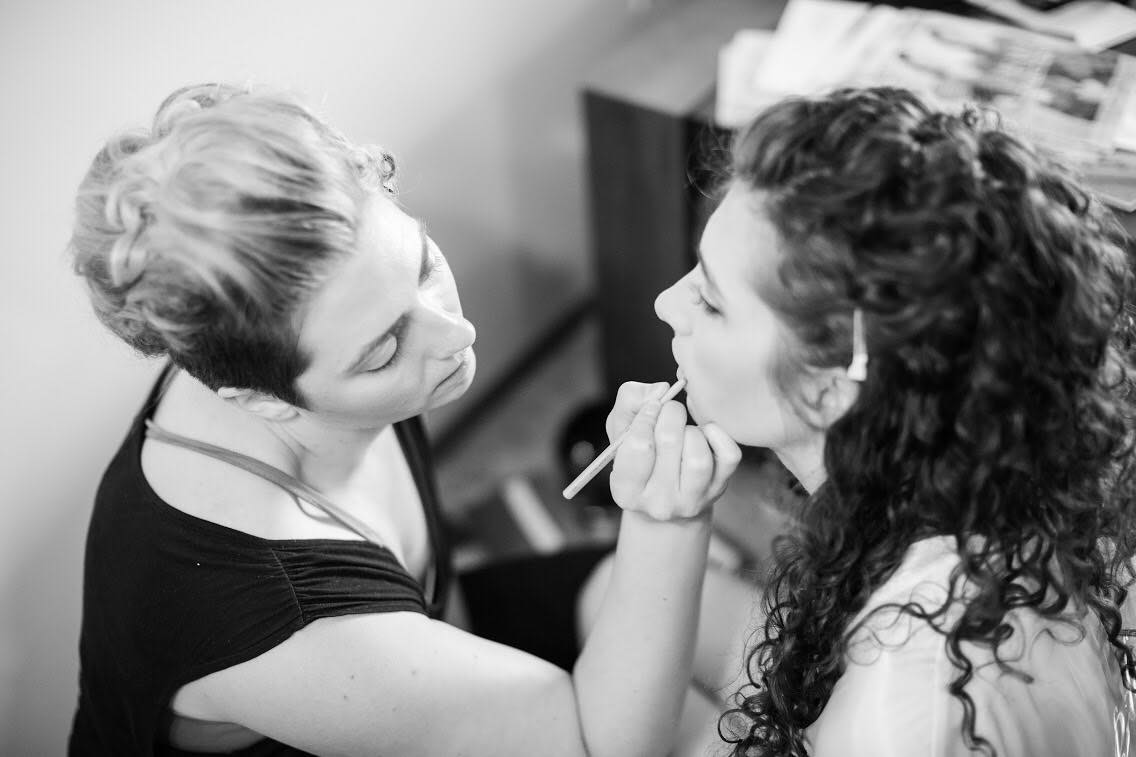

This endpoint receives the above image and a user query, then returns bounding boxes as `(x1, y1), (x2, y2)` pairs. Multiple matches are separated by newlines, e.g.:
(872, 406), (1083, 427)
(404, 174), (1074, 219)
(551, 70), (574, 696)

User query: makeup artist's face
(654, 184), (810, 449)
(293, 192), (477, 430)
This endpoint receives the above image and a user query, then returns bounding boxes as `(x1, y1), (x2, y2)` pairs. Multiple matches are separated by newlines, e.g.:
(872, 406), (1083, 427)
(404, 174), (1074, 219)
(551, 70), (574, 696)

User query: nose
(418, 298), (476, 359)
(654, 279), (688, 335)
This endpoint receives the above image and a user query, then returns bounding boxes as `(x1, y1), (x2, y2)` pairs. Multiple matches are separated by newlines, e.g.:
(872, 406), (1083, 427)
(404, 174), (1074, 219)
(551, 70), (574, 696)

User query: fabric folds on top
(69, 365), (450, 757)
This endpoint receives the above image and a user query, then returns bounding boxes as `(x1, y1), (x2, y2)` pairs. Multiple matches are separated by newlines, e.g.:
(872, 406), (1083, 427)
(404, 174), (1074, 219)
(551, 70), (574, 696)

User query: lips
(434, 349), (471, 390)
(672, 342), (685, 383)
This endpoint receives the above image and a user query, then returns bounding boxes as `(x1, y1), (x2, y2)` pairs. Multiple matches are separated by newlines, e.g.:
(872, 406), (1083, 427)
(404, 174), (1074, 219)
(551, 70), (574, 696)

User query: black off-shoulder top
(69, 366), (451, 756)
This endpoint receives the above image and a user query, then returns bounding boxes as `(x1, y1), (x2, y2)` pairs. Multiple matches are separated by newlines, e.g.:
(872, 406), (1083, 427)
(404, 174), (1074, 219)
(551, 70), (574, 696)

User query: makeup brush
(561, 378), (687, 500)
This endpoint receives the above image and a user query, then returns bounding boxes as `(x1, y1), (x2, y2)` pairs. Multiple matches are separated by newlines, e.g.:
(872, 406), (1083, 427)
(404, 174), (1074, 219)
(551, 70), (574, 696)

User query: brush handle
(561, 378), (687, 500)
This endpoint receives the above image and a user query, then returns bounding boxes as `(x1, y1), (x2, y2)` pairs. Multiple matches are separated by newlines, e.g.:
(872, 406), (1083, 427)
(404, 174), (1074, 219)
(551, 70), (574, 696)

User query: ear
(797, 368), (860, 430)
(216, 386), (300, 422)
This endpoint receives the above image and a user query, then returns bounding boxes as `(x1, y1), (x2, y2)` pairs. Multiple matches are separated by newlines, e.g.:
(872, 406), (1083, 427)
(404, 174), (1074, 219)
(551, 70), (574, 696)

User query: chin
(683, 390), (710, 426)
(686, 404), (710, 428)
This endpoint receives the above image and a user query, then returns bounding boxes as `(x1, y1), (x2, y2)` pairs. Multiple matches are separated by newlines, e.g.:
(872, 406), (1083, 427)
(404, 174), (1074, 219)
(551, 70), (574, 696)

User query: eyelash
(689, 282), (721, 316)
(365, 253), (445, 373)
(427, 253), (446, 278)
(364, 333), (404, 374)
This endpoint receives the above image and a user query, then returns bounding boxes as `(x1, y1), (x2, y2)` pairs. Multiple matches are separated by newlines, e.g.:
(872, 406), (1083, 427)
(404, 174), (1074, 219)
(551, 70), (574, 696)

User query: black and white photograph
(6, 1), (1136, 755)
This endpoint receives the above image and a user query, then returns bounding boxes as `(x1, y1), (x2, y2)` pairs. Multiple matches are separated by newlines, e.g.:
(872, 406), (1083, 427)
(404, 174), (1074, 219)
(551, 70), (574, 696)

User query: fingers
(701, 423), (742, 498)
(677, 425), (714, 501)
(652, 400), (688, 492)
(609, 395), (662, 505)
(606, 386), (743, 520)
(606, 381), (669, 443)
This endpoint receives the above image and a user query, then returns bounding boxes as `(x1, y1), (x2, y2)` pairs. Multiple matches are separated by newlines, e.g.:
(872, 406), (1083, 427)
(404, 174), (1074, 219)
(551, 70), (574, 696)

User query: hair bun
(154, 99), (202, 136)
(153, 83), (246, 137)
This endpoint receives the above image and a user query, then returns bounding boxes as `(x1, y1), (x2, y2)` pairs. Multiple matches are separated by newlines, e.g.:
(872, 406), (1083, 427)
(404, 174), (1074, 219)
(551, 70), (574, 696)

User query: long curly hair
(718, 87), (1136, 755)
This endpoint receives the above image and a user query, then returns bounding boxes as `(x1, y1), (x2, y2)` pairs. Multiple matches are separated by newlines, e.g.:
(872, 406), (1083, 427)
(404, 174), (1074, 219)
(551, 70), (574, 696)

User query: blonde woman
(68, 83), (741, 757)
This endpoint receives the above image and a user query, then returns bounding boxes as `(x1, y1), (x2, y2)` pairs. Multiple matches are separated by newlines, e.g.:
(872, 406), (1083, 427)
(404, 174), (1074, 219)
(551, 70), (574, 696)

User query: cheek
(685, 325), (790, 443)
(686, 330), (760, 411)
(307, 374), (427, 426)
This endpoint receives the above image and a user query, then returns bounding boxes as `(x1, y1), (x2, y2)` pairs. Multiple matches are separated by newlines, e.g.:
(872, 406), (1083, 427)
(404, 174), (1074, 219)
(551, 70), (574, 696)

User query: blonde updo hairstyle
(70, 83), (396, 406)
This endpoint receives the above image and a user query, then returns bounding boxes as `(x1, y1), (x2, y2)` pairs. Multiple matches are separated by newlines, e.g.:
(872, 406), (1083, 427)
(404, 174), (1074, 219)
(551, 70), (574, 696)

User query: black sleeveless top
(69, 367), (452, 756)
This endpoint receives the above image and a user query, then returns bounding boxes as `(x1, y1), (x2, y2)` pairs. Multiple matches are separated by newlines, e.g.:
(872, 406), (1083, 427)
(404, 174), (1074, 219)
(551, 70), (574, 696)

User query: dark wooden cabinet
(582, 0), (789, 395)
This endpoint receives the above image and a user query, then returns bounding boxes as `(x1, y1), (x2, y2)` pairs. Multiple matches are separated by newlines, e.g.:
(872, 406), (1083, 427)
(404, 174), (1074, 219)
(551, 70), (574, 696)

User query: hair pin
(846, 308), (868, 382)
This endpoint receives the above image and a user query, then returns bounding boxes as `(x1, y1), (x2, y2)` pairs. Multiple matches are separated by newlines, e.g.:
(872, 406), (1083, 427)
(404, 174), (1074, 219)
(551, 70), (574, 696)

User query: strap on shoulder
(143, 419), (388, 548)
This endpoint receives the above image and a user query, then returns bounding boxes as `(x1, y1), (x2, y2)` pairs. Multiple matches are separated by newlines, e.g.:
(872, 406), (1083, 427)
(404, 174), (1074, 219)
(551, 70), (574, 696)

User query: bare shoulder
(139, 373), (317, 538)
(140, 424), (294, 536)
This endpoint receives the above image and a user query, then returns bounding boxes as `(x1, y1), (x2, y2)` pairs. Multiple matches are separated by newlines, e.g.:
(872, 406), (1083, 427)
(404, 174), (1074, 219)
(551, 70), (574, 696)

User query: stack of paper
(716, 0), (1136, 210)
(967, 0), (1136, 52)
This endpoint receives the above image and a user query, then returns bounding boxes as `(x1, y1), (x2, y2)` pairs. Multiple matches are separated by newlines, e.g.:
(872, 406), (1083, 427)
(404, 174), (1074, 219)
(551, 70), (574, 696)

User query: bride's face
(654, 184), (813, 451)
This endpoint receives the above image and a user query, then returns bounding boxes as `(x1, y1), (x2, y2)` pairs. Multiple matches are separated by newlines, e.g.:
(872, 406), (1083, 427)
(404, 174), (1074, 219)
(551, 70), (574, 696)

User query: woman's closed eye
(364, 252), (448, 374)
(689, 281), (721, 316)
(364, 336), (401, 373)
(422, 250), (446, 284)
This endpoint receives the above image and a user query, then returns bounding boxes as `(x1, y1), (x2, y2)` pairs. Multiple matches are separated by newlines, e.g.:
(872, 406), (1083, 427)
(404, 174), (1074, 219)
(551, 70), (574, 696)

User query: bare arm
(175, 382), (740, 757)
(573, 510), (714, 755)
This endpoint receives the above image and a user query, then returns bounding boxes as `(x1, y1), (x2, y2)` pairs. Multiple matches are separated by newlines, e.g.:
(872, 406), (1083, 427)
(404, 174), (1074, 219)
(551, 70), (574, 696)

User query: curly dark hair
(717, 87), (1136, 755)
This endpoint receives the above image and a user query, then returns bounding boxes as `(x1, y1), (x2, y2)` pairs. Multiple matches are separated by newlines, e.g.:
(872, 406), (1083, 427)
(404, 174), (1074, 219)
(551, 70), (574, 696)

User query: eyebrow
(696, 247), (725, 300)
(344, 220), (431, 374)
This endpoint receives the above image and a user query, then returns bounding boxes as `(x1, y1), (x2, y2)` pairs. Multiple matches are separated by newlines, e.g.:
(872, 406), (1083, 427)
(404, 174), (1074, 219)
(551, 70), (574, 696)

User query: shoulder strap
(143, 419), (388, 548)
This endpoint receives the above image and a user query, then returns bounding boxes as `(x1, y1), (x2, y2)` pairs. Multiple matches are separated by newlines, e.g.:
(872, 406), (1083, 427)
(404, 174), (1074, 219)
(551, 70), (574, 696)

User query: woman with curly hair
(652, 86), (1136, 755)
(66, 82), (741, 757)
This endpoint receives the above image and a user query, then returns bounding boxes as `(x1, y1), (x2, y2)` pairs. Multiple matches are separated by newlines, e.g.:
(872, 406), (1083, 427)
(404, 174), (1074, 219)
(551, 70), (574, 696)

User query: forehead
(296, 194), (417, 361)
(357, 192), (416, 260)
(702, 184), (782, 295)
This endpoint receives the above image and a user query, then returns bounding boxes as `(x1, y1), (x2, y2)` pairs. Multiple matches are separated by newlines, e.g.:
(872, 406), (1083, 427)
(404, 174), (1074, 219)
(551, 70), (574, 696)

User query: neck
(168, 373), (388, 492)
(773, 435), (827, 495)
(267, 416), (388, 493)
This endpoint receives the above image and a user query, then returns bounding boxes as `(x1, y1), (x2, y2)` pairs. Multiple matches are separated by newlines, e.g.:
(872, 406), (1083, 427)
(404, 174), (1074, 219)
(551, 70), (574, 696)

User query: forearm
(572, 510), (713, 757)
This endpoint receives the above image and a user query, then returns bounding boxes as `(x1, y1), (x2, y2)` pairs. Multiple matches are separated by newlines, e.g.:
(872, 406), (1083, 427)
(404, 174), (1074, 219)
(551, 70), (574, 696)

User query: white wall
(0, 1), (673, 751)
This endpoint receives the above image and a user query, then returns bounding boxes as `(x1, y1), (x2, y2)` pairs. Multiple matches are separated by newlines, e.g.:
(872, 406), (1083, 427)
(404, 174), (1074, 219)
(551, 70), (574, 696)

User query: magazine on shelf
(717, 0), (1136, 210)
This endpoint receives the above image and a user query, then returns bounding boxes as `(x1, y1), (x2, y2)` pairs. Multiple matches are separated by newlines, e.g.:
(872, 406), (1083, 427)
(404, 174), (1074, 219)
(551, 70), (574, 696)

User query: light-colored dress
(804, 537), (1132, 757)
